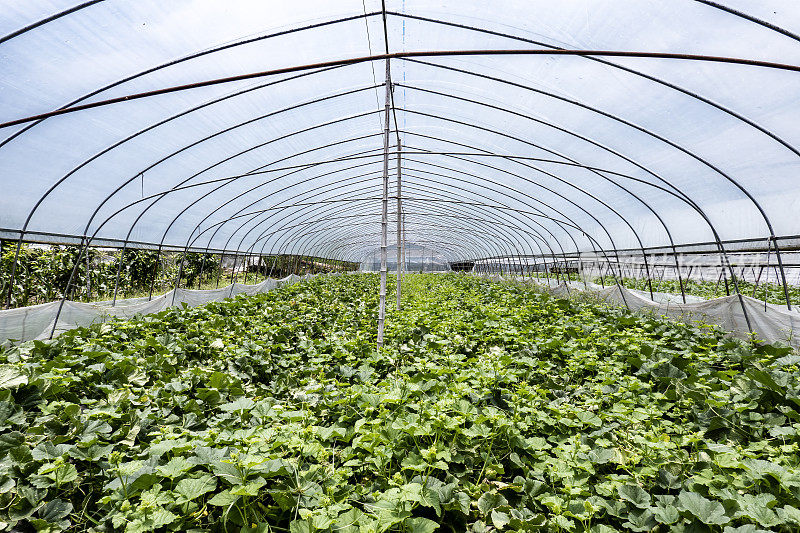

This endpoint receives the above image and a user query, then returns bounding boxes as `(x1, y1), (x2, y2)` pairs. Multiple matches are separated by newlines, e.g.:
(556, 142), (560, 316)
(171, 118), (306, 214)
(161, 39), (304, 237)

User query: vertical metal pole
(401, 212), (405, 275)
(197, 253), (207, 289)
(148, 245), (163, 300)
(229, 253), (238, 285)
(377, 59), (391, 349)
(112, 247), (124, 306)
(216, 253), (225, 288)
(396, 139), (402, 311)
(85, 247), (91, 301)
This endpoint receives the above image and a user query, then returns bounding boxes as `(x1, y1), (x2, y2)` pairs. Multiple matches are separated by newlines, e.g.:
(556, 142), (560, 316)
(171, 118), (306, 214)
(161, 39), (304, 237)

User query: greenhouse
(2, 1), (800, 531)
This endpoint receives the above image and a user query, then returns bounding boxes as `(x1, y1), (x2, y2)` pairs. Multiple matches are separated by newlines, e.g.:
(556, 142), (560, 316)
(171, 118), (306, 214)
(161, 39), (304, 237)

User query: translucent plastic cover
(2, 1), (800, 264)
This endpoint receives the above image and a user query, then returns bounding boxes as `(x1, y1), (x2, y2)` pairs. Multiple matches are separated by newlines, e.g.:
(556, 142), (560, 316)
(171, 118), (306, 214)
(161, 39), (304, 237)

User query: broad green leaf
(230, 477), (266, 496)
(207, 490), (239, 507)
(155, 456), (194, 479)
(622, 508), (656, 532)
(174, 474), (217, 503)
(678, 491), (729, 525)
(219, 397), (255, 412)
(0, 366), (27, 389)
(490, 510), (510, 530)
(617, 485), (651, 509)
(405, 517), (439, 533)
(588, 448), (615, 464)
(551, 515), (575, 530)
(778, 505), (800, 524)
(289, 519), (311, 533)
(652, 504), (679, 525)
(398, 483), (423, 503)
(477, 493), (508, 515)
(38, 499), (73, 523)
(734, 493), (780, 527)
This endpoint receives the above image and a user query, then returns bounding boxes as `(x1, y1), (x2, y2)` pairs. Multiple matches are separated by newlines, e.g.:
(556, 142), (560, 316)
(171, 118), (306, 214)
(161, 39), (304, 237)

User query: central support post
(396, 139), (402, 311)
(377, 59), (391, 348)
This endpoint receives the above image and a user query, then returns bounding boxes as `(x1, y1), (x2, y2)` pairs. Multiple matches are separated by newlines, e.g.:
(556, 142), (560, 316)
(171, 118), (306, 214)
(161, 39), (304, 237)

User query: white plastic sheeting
(0, 274), (309, 346)
(519, 277), (800, 347)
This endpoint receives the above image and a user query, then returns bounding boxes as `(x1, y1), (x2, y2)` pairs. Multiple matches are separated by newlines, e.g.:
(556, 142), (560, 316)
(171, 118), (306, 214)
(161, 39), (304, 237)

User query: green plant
(1, 274), (799, 531)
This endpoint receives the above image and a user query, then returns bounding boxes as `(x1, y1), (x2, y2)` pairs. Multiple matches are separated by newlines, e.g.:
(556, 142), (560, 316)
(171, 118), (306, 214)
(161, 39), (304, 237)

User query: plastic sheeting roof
(2, 0), (800, 264)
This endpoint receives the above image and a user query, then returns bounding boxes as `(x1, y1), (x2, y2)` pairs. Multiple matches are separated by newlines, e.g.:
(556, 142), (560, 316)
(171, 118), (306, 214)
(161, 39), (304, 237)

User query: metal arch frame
(285, 183), (556, 261)
(318, 233), (484, 269)
(400, 76), (739, 241)
(298, 206), (626, 289)
(222, 175), (607, 290)
(246, 194), (526, 261)
(145, 150), (389, 297)
(0, 11), (383, 148)
(92, 166), (552, 306)
(397, 60), (792, 305)
(258, 216), (520, 265)
(4, 0), (793, 285)
(0, 51), (794, 324)
(392, 12), (800, 164)
(692, 1), (800, 42)
(0, 1), (105, 45)
(6, 64), (789, 309)
(394, 175), (608, 285)
(21, 88), (752, 312)
(4, 82), (384, 306)
(4, 4), (793, 242)
(400, 130), (678, 297)
(0, 4), (793, 303)
(158, 132), (644, 264)
(181, 172), (564, 283)
(257, 221), (474, 267)
(34, 137), (736, 328)
(393, 89), (761, 314)
(3, 0), (796, 132)
(251, 191), (547, 271)
(303, 226), (516, 277)
(44, 166), (626, 338)
(294, 202), (551, 282)
(110, 124), (387, 302)
(188, 158), (580, 278)
(182, 207), (509, 275)
(304, 223), (519, 269)
(399, 155), (635, 289)
(199, 168), (560, 284)
(3, 7), (795, 243)
(400, 145), (654, 295)
(343, 236), (467, 266)
(4, 49), (800, 132)
(350, 240), (460, 266)
(150, 135), (592, 280)
(120, 125), (664, 268)
(40, 130), (684, 320)
(401, 107), (685, 258)
(233, 177), (559, 276)
(266, 197), (549, 282)
(190, 152), (578, 265)
(63, 83), (381, 245)
(205, 177), (554, 282)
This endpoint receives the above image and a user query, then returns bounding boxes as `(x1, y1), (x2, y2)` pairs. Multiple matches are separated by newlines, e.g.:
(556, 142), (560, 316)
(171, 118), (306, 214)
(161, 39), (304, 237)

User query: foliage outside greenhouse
(0, 243), (217, 307)
(1, 274), (800, 532)
(0, 242), (352, 309)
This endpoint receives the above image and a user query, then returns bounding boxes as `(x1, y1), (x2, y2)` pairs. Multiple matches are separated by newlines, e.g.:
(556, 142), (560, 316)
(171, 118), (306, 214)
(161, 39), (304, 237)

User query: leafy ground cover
(1, 273), (800, 532)
(592, 276), (800, 306)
